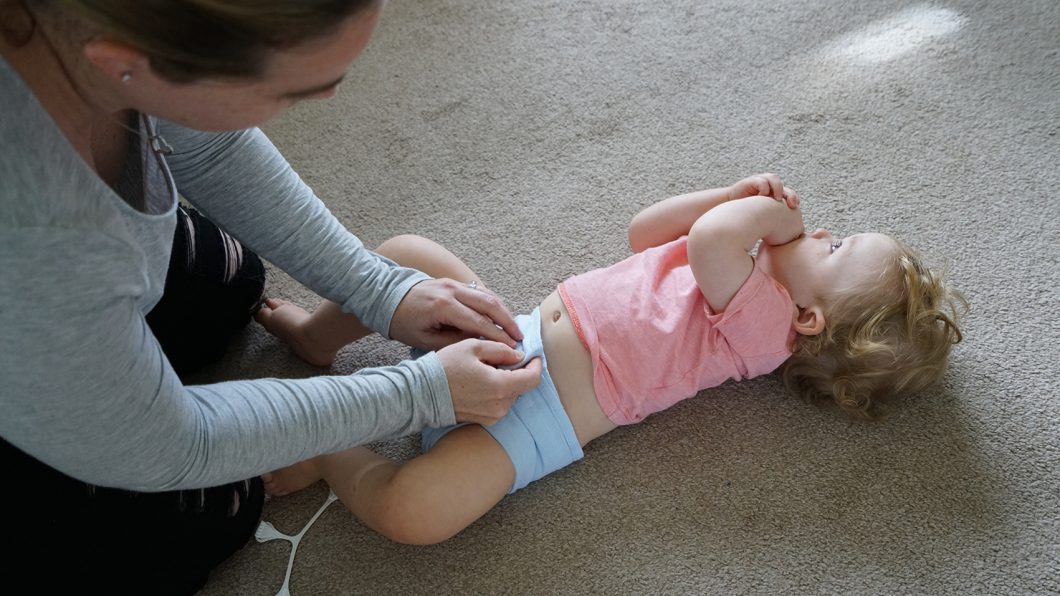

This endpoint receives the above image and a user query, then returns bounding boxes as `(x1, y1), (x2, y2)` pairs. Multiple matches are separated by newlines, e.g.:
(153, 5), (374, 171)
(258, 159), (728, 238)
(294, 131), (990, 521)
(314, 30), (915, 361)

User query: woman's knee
(147, 206), (266, 376)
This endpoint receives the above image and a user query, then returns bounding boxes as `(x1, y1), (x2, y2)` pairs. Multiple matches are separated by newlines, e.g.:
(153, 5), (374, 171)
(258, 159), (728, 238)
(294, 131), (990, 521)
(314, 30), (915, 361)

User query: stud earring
(121, 72), (132, 83)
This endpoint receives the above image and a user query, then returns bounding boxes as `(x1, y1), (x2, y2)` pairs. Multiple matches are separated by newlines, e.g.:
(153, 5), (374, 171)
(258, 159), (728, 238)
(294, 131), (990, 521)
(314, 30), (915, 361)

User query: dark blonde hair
(19, 0), (378, 82)
(781, 240), (965, 419)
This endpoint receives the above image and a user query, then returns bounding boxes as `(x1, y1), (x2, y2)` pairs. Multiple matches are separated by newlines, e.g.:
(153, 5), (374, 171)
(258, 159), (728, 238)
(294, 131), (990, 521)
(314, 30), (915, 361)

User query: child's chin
(755, 241), (792, 277)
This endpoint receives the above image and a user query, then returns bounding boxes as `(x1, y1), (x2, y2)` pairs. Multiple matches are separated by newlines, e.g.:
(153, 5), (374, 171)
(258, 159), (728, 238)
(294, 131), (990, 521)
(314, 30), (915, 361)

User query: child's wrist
(765, 202), (804, 244)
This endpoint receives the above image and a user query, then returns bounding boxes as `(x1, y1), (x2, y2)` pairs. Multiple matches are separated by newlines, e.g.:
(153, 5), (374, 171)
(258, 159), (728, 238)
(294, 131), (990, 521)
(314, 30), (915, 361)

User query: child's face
(757, 229), (899, 310)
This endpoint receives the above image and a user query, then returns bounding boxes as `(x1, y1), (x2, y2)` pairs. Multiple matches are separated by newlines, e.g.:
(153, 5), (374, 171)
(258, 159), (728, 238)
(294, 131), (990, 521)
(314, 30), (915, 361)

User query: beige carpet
(195, 0), (1060, 594)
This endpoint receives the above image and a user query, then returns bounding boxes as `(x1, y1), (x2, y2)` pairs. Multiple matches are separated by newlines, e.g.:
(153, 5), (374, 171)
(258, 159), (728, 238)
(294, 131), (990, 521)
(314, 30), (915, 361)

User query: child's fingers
(750, 174), (784, 201)
(749, 172), (783, 200)
(752, 177), (771, 198)
(783, 187), (800, 209)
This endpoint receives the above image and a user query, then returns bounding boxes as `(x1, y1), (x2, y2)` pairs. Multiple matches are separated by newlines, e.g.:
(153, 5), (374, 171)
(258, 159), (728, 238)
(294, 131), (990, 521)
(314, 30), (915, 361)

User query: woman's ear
(793, 304), (826, 336)
(82, 37), (149, 85)
(0, 2), (36, 47)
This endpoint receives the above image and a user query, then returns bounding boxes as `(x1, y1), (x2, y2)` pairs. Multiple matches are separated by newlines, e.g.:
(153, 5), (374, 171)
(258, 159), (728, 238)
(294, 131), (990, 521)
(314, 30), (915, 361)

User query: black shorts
(2, 206), (267, 595)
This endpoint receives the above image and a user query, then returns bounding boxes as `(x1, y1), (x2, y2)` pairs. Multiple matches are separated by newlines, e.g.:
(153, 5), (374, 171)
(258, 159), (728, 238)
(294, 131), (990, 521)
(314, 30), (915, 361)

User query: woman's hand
(436, 339), (543, 425)
(388, 278), (524, 351)
(727, 173), (800, 209)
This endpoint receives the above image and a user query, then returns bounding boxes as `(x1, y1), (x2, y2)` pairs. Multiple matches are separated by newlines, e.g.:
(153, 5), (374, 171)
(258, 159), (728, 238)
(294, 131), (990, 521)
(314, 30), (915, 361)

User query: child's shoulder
(714, 257), (792, 316)
(708, 259), (796, 361)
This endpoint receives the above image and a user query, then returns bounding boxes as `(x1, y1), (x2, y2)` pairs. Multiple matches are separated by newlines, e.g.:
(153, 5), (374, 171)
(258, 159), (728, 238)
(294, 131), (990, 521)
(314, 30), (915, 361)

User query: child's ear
(793, 304), (826, 336)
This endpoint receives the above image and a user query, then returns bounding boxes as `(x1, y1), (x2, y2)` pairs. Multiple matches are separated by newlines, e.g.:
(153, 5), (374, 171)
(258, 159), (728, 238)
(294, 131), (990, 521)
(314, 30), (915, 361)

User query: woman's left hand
(388, 278), (524, 351)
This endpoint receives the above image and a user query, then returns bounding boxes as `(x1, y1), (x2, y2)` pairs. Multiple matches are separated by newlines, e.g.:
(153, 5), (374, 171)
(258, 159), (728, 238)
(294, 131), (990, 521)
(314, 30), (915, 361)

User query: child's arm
(628, 173), (794, 253)
(687, 195), (804, 313)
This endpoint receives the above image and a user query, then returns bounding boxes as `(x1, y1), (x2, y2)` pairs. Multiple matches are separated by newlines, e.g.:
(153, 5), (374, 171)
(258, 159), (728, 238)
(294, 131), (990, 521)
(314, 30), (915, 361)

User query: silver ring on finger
(467, 280), (478, 290)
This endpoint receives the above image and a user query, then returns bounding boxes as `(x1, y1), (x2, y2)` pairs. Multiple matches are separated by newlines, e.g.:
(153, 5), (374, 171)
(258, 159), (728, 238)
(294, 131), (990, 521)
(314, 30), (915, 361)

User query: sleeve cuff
(344, 267), (431, 339)
(415, 351), (456, 427)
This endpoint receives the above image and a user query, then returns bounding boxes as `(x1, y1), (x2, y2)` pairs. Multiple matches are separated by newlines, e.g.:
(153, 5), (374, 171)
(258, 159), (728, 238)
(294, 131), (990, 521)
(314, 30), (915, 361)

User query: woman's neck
(1, 18), (132, 179)
(1, 8), (126, 156)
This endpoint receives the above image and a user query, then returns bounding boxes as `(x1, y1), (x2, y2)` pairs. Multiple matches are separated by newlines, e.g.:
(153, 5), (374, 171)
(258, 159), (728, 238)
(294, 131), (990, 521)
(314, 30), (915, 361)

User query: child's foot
(255, 298), (341, 367)
(263, 459), (325, 497)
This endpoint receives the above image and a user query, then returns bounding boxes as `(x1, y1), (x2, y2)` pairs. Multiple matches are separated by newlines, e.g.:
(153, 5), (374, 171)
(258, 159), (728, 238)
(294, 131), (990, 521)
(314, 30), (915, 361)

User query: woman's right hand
(436, 339), (543, 425)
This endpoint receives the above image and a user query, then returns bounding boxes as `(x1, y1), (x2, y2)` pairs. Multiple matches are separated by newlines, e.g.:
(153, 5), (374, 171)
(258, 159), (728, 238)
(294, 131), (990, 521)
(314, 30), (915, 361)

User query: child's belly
(538, 290), (617, 446)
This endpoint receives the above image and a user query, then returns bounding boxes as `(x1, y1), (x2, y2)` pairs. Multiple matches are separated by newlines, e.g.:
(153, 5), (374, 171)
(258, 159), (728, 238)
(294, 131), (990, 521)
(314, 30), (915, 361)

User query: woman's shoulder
(1, 59), (102, 229)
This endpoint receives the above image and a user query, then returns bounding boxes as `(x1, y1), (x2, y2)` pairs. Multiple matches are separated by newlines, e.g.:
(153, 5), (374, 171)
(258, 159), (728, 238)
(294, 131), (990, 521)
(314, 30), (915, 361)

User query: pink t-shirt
(558, 236), (796, 425)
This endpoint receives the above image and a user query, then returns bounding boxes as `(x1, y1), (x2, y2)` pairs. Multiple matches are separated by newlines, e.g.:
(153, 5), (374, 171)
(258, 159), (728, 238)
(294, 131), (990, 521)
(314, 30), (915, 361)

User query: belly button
(551, 310), (561, 323)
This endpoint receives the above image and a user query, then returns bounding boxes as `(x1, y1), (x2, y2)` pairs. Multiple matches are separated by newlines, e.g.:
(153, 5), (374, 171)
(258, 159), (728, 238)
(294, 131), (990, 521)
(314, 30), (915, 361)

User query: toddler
(257, 173), (964, 545)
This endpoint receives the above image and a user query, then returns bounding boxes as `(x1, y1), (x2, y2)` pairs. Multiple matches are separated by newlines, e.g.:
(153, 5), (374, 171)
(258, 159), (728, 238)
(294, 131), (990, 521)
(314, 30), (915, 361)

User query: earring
(121, 72), (132, 83)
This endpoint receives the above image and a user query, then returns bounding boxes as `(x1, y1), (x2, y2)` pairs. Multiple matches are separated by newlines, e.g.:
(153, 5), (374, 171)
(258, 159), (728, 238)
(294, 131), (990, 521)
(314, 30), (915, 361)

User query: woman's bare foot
(263, 458), (325, 497)
(255, 298), (342, 367)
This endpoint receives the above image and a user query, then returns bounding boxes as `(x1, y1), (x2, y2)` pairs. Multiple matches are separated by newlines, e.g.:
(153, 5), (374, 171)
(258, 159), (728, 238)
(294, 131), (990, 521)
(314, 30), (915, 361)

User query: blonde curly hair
(780, 240), (965, 419)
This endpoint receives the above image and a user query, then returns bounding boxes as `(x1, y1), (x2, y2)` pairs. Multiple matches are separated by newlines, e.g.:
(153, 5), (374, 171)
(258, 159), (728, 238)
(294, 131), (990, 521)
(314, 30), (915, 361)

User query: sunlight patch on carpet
(824, 5), (964, 63)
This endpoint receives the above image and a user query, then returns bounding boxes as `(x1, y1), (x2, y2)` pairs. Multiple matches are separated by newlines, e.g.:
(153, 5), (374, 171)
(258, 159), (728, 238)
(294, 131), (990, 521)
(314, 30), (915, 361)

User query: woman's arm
(687, 195), (804, 313)
(157, 122), (424, 339)
(0, 228), (455, 491)
(158, 122), (525, 349)
(628, 173), (792, 253)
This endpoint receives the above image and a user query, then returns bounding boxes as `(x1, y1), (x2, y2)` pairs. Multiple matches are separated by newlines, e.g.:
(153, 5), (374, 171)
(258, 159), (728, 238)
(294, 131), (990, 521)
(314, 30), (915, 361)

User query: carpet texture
(195, 0), (1059, 594)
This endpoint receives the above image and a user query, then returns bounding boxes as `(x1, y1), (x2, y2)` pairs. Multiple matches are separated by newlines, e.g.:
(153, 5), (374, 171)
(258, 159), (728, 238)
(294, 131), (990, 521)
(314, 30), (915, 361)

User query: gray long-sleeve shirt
(0, 58), (456, 491)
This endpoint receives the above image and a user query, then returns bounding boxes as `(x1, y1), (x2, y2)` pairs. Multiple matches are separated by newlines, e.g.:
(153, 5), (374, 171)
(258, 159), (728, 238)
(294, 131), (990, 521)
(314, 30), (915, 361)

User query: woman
(0, 1), (541, 593)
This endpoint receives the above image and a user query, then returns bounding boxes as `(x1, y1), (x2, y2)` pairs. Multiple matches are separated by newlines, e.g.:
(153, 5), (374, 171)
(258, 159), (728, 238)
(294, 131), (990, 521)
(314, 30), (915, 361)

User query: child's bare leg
(262, 234), (502, 499)
(267, 425), (515, 545)
(263, 445), (385, 498)
(375, 234), (483, 289)
(257, 234), (484, 366)
(255, 298), (360, 367)
(333, 426), (514, 544)
(262, 454), (327, 497)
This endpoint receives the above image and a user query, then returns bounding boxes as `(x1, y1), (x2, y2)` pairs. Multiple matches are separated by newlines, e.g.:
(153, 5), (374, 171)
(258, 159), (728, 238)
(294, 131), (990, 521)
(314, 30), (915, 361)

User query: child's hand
(728, 173), (800, 209)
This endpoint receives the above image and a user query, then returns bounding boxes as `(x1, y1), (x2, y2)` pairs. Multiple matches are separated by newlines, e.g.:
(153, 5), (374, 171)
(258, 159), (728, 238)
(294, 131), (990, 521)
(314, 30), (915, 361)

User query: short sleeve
(706, 260), (795, 378)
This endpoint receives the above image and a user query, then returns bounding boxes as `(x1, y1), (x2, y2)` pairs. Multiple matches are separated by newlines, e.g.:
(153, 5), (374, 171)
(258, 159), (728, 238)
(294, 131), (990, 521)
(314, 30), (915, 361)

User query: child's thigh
(407, 425), (516, 509)
(363, 425), (516, 544)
